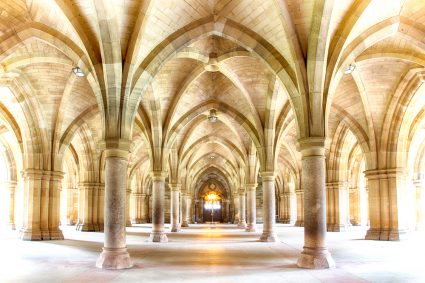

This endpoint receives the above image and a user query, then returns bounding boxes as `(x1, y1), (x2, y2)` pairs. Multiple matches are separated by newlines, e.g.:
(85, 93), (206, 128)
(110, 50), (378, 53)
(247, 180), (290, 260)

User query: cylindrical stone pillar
(141, 193), (148, 223)
(260, 172), (278, 242)
(233, 195), (240, 224)
(187, 197), (192, 223)
(49, 171), (64, 240)
(96, 149), (132, 269)
(297, 138), (335, 269)
(170, 184), (180, 232)
(295, 190), (304, 226)
(7, 181), (17, 230)
(246, 184), (257, 232)
(125, 189), (132, 227)
(148, 172), (168, 242)
(238, 190), (247, 228)
(76, 183), (94, 231)
(414, 179), (425, 230)
(20, 169), (43, 240)
(181, 193), (189, 227)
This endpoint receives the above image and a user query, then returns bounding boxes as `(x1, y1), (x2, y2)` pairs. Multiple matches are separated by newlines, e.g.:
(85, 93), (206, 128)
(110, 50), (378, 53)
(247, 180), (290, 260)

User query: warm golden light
(206, 193), (217, 201)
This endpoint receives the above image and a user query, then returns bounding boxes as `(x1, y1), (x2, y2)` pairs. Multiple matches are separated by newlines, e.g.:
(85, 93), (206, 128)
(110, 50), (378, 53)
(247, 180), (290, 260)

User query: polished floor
(0, 224), (424, 283)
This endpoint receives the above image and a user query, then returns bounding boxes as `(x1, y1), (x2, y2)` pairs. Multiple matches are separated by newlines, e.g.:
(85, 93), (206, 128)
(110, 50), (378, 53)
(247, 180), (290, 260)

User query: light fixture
(208, 109), (218, 122)
(209, 155), (215, 159)
(344, 64), (356, 74)
(72, 67), (85, 77)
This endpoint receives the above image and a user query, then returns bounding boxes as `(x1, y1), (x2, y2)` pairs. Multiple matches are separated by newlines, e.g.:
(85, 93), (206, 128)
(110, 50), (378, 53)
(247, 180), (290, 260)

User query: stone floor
(0, 224), (424, 283)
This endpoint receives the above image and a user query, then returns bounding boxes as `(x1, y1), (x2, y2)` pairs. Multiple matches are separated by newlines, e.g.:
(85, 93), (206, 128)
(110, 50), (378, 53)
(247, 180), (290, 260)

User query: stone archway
(194, 180), (230, 224)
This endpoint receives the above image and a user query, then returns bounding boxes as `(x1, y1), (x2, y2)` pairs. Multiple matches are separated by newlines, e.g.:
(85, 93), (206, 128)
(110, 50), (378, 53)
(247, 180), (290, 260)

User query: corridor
(0, 224), (423, 282)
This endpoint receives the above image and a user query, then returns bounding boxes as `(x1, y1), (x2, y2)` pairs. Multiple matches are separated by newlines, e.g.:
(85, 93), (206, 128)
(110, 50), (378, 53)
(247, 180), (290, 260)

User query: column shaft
(297, 139), (335, 269)
(295, 190), (304, 226)
(76, 183), (94, 231)
(170, 184), (180, 232)
(148, 172), (168, 242)
(365, 169), (408, 240)
(125, 189), (131, 227)
(7, 181), (17, 230)
(181, 193), (189, 227)
(260, 172), (278, 242)
(238, 190), (247, 228)
(233, 196), (240, 224)
(96, 150), (132, 269)
(246, 184), (257, 232)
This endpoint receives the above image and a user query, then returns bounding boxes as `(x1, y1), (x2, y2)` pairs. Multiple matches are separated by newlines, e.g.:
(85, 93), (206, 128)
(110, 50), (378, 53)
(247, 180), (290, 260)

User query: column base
(365, 228), (408, 241)
(259, 231), (279, 242)
(76, 223), (95, 232)
(132, 219), (144, 224)
(9, 222), (16, 230)
(49, 229), (64, 240)
(280, 219), (291, 224)
(246, 224), (256, 232)
(327, 224), (351, 232)
(297, 247), (335, 269)
(126, 221), (132, 227)
(19, 228), (41, 240)
(96, 247), (133, 270)
(41, 229), (51, 240)
(238, 220), (247, 229)
(294, 220), (304, 227)
(181, 221), (189, 227)
(170, 226), (180, 232)
(148, 232), (168, 242)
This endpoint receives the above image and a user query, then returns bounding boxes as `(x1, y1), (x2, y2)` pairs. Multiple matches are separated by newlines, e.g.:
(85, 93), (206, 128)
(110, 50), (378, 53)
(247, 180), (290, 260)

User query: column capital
(169, 183), (181, 191)
(326, 181), (348, 189)
(245, 183), (257, 190)
(261, 171), (275, 181)
(364, 168), (407, 179)
(297, 137), (326, 157)
(21, 169), (44, 180)
(150, 171), (167, 182)
(48, 171), (65, 181)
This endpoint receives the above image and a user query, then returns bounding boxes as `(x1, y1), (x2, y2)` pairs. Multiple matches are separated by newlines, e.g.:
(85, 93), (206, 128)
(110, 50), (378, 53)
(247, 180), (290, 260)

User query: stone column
(246, 184), (257, 232)
(238, 189), (247, 228)
(141, 193), (148, 223)
(364, 168), (408, 241)
(349, 187), (360, 226)
(48, 171), (64, 240)
(96, 148), (132, 269)
(170, 184), (181, 232)
(7, 181), (17, 230)
(125, 189), (132, 227)
(40, 172), (51, 239)
(414, 178), (425, 230)
(181, 193), (189, 227)
(233, 195), (240, 224)
(326, 181), (350, 232)
(92, 184), (100, 231)
(279, 193), (285, 223)
(282, 191), (297, 224)
(20, 169), (43, 240)
(187, 197), (192, 223)
(76, 183), (94, 231)
(260, 172), (278, 242)
(148, 172), (168, 242)
(131, 193), (143, 224)
(97, 183), (105, 232)
(295, 189), (304, 226)
(297, 138), (335, 269)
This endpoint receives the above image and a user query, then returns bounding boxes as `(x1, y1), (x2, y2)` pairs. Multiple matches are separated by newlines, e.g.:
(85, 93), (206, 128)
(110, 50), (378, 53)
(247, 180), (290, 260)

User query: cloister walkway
(0, 224), (423, 282)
